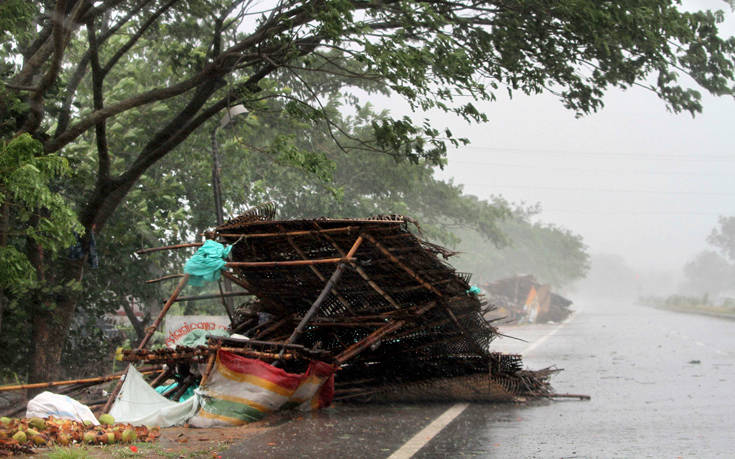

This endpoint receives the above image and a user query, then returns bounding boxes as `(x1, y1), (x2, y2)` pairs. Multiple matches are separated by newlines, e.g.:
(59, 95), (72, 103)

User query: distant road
(224, 298), (735, 458)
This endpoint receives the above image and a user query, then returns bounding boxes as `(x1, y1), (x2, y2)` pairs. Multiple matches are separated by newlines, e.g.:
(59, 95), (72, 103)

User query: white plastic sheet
(109, 366), (198, 427)
(26, 392), (99, 425)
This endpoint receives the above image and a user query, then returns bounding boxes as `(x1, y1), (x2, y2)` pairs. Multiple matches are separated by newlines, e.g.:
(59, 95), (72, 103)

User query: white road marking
(521, 311), (577, 356)
(386, 403), (470, 459)
(387, 310), (580, 458)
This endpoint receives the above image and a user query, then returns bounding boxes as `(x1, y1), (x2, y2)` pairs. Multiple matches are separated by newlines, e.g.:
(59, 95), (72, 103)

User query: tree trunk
(121, 298), (148, 344)
(27, 252), (85, 388)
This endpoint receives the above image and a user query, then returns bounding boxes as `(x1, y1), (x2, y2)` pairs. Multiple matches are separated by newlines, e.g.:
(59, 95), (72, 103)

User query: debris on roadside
(0, 415), (159, 454)
(0, 206), (568, 452)
(481, 274), (573, 323)
(111, 207), (556, 419)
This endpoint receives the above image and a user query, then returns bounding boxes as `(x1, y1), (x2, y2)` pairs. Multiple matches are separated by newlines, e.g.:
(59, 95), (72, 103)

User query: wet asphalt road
(224, 299), (735, 458)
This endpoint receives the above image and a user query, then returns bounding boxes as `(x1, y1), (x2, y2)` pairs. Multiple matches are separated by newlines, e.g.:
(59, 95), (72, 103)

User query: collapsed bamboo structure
(108, 206), (556, 412)
(483, 274), (574, 324)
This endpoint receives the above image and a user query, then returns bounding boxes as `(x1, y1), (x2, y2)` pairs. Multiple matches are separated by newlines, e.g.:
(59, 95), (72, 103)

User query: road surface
(224, 298), (735, 457)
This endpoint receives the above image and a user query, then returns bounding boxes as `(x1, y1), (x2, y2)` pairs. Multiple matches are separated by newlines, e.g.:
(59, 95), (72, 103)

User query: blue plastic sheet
(183, 240), (232, 286)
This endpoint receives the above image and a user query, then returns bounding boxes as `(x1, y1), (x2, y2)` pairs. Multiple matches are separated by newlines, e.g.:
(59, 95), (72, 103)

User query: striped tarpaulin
(189, 351), (336, 427)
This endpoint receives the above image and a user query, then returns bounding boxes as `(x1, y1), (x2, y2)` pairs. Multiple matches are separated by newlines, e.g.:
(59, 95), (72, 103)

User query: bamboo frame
(280, 225), (356, 315)
(103, 273), (190, 413)
(359, 232), (490, 356)
(282, 235), (364, 349)
(335, 301), (437, 364)
(313, 222), (401, 310)
(362, 233), (443, 298)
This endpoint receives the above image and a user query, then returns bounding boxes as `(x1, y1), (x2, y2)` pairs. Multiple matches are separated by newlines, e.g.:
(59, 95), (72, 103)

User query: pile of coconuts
(0, 414), (159, 454)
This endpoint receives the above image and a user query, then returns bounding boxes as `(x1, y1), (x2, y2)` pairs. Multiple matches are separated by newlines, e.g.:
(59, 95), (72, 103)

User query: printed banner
(164, 315), (229, 347)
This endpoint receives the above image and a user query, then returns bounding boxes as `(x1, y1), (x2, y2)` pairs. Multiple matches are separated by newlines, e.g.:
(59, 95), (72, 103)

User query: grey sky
(424, 0), (735, 273)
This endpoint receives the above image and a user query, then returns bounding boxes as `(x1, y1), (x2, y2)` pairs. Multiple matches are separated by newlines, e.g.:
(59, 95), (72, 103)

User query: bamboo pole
(335, 301), (437, 364)
(214, 226), (359, 239)
(136, 243), (203, 255)
(253, 315), (294, 340)
(548, 393), (591, 400)
(0, 370), (161, 393)
(360, 232), (489, 355)
(280, 225), (356, 315)
(167, 290), (249, 304)
(146, 273), (185, 284)
(217, 279), (236, 324)
(225, 257), (354, 268)
(198, 348), (218, 388)
(335, 321), (406, 364)
(313, 222), (401, 310)
(281, 236), (363, 352)
(102, 274), (190, 413)
(148, 367), (173, 388)
(362, 233), (443, 297)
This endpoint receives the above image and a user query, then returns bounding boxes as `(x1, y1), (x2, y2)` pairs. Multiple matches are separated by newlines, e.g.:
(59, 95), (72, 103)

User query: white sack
(108, 366), (198, 427)
(26, 391), (99, 425)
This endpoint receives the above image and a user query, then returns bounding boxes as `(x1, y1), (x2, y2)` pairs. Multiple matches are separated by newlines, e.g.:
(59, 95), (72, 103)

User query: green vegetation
(641, 295), (735, 319)
(47, 447), (90, 459)
(1, 1), (734, 383)
(451, 204), (589, 288)
(681, 217), (735, 297)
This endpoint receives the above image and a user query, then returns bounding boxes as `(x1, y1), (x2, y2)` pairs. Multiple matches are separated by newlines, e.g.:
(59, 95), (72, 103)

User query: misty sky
(423, 0), (735, 273)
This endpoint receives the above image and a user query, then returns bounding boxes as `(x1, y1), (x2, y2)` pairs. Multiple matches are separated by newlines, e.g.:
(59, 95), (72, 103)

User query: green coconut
(30, 434), (47, 446)
(12, 430), (26, 443)
(99, 414), (115, 425)
(28, 417), (45, 430)
(121, 429), (136, 442)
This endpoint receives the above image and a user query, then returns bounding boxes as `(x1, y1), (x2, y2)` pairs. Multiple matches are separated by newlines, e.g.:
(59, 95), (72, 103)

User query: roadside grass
(43, 442), (215, 459)
(47, 447), (90, 459)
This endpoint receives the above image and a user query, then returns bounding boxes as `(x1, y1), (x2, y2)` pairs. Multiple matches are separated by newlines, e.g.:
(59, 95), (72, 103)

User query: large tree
(1, 0), (735, 382)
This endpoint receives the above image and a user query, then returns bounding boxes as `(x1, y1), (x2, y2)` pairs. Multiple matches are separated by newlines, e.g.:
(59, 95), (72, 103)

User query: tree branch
(86, 17), (110, 181)
(102, 0), (178, 76)
(55, 0), (156, 137)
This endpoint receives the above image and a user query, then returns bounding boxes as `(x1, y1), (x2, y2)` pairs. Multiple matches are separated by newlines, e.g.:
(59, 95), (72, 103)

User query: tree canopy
(1, 0), (735, 382)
